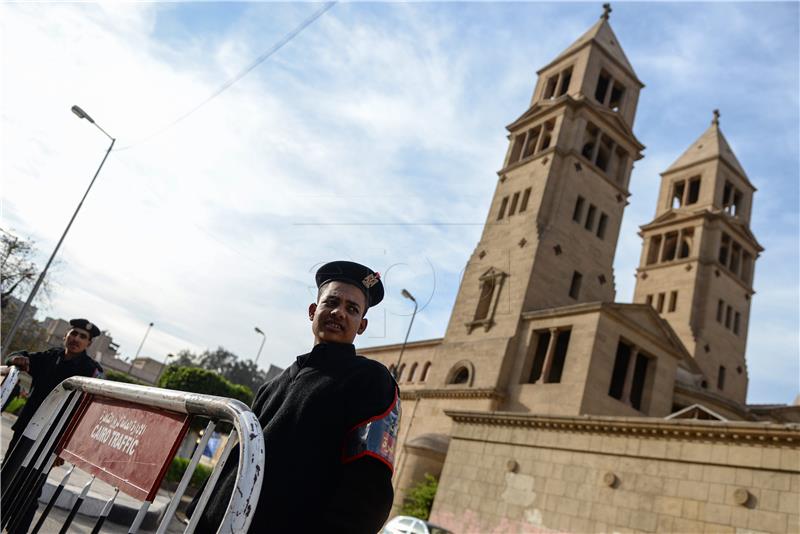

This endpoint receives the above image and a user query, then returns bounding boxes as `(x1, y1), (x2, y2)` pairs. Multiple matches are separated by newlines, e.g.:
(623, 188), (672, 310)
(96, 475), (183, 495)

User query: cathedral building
(362, 5), (799, 532)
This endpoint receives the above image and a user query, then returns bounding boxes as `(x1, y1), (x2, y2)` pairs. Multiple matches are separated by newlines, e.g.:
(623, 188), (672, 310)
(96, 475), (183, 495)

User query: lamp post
(254, 327), (266, 365)
(127, 322), (154, 374)
(155, 353), (174, 386)
(393, 289), (418, 381)
(2, 105), (115, 356)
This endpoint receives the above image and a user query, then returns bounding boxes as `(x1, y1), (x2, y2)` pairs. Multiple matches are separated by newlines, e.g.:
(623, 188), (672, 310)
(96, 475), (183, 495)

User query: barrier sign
(58, 395), (189, 500)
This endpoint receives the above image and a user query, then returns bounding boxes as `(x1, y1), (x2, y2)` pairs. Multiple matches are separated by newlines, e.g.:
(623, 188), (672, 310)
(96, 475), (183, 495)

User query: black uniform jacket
(10, 348), (103, 433)
(195, 342), (399, 534)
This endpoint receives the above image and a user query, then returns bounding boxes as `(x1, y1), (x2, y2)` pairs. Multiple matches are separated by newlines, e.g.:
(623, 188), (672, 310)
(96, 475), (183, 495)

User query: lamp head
(255, 327), (264, 335)
(71, 105), (95, 123)
(401, 289), (416, 302)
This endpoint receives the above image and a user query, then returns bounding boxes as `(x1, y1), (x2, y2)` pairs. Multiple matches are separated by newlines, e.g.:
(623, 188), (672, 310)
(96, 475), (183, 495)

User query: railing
(1, 376), (264, 533)
(1, 364), (20, 407)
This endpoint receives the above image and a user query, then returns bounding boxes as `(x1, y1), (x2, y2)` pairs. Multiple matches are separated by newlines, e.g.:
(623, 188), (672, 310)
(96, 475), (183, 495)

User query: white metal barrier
(1, 376), (264, 533)
(1, 364), (20, 407)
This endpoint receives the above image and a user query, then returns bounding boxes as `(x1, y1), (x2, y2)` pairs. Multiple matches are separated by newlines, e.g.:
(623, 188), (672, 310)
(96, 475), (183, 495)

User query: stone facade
(360, 6), (799, 532)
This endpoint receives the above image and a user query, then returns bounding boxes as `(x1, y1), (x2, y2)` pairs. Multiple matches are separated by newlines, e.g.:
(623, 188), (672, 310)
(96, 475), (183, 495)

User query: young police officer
(195, 261), (400, 533)
(4, 318), (104, 456)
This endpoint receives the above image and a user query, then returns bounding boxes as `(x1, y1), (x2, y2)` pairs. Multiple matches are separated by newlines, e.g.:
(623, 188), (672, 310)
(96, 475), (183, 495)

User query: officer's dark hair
(316, 281), (369, 318)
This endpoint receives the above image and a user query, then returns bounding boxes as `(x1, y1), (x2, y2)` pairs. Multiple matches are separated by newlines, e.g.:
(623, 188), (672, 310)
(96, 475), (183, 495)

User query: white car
(380, 515), (453, 534)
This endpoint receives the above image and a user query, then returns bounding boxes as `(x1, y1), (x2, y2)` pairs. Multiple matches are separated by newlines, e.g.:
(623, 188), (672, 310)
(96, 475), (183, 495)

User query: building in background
(361, 6), (799, 532)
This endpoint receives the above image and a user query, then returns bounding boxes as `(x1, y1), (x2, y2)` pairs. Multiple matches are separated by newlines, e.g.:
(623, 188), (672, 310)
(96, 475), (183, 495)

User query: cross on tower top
(712, 109), (720, 126)
(601, 3), (612, 20)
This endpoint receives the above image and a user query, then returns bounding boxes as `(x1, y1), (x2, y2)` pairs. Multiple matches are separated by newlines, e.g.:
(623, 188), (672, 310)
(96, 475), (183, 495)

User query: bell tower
(633, 111), (762, 404)
(430, 5), (645, 389)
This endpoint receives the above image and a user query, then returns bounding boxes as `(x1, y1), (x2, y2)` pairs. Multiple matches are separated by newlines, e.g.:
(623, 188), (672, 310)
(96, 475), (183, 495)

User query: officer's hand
(53, 457), (65, 467)
(9, 355), (30, 373)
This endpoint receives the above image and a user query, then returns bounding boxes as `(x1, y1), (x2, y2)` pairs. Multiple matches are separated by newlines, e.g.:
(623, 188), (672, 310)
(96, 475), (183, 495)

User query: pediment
(604, 303), (694, 365)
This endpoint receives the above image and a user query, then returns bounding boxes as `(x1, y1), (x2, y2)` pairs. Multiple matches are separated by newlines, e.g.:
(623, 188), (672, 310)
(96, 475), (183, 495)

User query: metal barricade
(1, 364), (20, 407)
(1, 376), (264, 533)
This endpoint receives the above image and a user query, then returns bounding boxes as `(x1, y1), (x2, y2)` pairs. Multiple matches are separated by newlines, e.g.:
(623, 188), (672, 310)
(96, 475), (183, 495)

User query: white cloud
(2, 3), (797, 403)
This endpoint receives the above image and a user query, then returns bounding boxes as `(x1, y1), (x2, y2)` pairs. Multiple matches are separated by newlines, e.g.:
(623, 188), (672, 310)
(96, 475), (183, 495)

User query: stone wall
(431, 410), (799, 533)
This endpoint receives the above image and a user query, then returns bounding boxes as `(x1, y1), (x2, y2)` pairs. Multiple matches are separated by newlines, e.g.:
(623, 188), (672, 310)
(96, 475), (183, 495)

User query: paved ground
(2, 412), (188, 533)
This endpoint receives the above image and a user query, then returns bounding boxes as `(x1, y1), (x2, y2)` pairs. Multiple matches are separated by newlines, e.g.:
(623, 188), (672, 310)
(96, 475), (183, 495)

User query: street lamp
(155, 353), (175, 386)
(393, 289), (418, 381)
(254, 327), (266, 365)
(1, 105), (116, 356)
(127, 322), (154, 374)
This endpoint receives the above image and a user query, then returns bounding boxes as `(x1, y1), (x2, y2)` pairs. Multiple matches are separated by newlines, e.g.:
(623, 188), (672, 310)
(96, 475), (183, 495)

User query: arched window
(420, 362), (431, 382)
(450, 367), (469, 384)
(388, 364), (396, 376)
(407, 363), (418, 383)
(397, 363), (406, 382)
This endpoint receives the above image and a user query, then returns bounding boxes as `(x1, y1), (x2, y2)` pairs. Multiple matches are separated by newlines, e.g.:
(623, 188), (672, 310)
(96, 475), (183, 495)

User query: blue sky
(1, 2), (797, 404)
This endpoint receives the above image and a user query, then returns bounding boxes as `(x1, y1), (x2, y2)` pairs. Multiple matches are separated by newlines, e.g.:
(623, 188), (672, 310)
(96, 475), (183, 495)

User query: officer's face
(309, 281), (368, 345)
(64, 328), (92, 355)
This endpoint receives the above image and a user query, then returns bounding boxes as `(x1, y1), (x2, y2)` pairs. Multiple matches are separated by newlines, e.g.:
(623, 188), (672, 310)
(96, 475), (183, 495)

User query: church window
(568, 271), (582, 299)
(594, 71), (611, 103)
(646, 235), (662, 265)
(572, 196), (585, 222)
(544, 75), (558, 99)
(717, 366), (726, 391)
(668, 291), (678, 312)
(520, 188), (531, 212)
(678, 228), (693, 258)
(548, 329), (571, 383)
(719, 233), (730, 265)
(630, 352), (651, 411)
(725, 305), (733, 329)
(420, 362), (431, 382)
(734, 312), (741, 335)
(645, 294), (653, 307)
(581, 123), (599, 160)
(656, 292), (665, 313)
(741, 252), (753, 284)
(557, 68), (572, 96)
(510, 135), (525, 163)
(608, 340), (632, 400)
(614, 147), (629, 184)
(397, 363), (406, 382)
(585, 204), (597, 231)
(671, 181), (686, 209)
(523, 126), (541, 159)
(527, 330), (551, 383)
(597, 213), (609, 239)
(608, 82), (625, 112)
(509, 191), (521, 216)
(687, 177), (701, 204)
(661, 232), (678, 262)
(449, 366), (470, 385)
(730, 242), (742, 276)
(595, 134), (614, 172)
(716, 299), (724, 323)
(540, 119), (555, 151)
(407, 362), (418, 382)
(497, 196), (509, 220)
(722, 180), (743, 216)
(474, 278), (495, 321)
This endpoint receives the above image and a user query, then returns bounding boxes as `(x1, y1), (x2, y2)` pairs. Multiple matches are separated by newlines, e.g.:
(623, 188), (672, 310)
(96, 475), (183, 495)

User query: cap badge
(86, 322), (94, 331)
(362, 272), (380, 288)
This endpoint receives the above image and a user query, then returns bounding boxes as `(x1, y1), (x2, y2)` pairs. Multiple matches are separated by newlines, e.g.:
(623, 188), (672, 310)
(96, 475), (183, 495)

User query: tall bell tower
(429, 5), (645, 389)
(633, 111), (762, 404)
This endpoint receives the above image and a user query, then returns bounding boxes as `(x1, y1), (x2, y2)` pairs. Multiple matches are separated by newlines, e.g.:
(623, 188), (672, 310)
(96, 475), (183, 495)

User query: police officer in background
(194, 261), (400, 533)
(4, 318), (104, 457)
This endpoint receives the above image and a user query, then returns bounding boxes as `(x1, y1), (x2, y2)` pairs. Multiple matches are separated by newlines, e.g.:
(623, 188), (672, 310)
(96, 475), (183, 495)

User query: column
(621, 346), (640, 405)
(538, 328), (559, 384)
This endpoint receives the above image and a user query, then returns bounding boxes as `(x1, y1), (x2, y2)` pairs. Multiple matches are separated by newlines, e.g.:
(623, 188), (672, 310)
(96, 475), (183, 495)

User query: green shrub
(158, 365), (253, 405)
(4, 396), (26, 415)
(400, 473), (438, 520)
(104, 369), (146, 385)
(165, 456), (212, 488)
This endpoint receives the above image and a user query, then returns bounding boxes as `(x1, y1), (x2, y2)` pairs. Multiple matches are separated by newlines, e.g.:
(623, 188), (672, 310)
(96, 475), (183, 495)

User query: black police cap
(69, 318), (101, 339)
(315, 261), (384, 308)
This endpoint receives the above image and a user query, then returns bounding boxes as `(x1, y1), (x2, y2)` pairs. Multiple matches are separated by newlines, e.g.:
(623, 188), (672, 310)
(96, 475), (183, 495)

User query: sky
(1, 2), (797, 405)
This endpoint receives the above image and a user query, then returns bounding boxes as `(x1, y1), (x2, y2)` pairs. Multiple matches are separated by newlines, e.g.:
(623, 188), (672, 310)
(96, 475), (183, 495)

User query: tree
(0, 299), (47, 355)
(400, 473), (438, 520)
(171, 349), (199, 368)
(172, 346), (269, 395)
(0, 231), (54, 310)
(158, 365), (253, 405)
